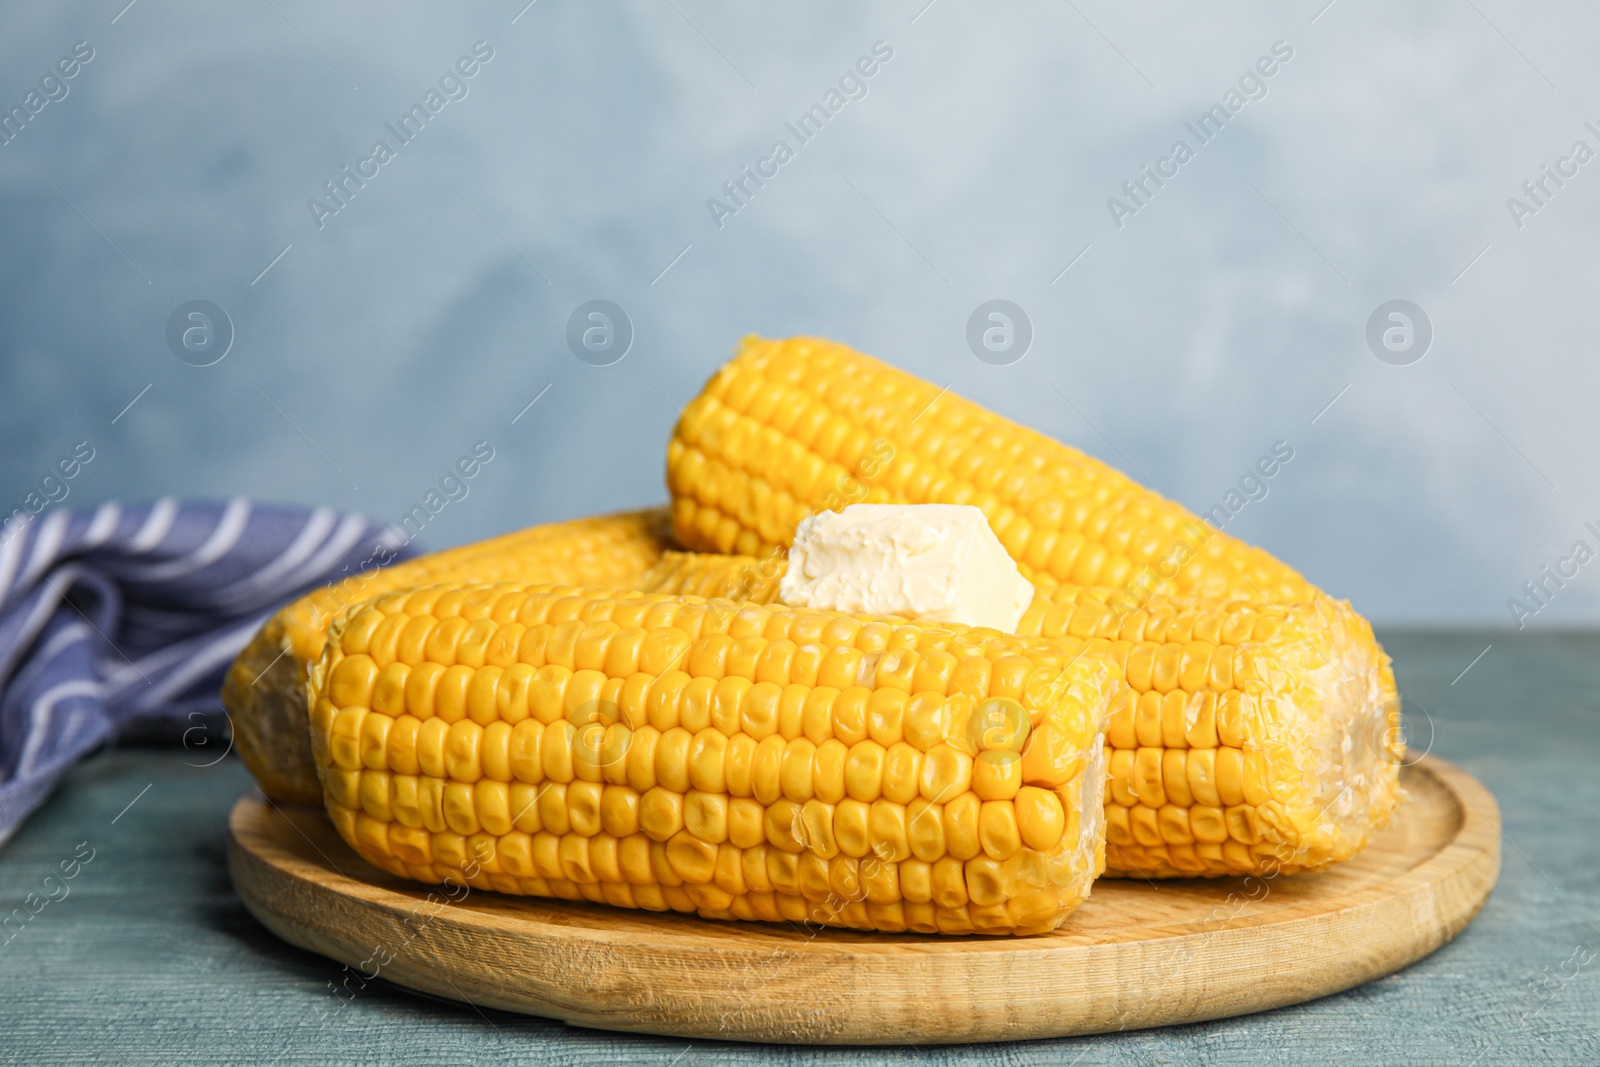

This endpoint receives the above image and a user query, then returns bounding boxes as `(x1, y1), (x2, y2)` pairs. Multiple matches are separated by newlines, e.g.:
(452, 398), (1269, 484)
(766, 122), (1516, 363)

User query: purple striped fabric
(0, 499), (417, 844)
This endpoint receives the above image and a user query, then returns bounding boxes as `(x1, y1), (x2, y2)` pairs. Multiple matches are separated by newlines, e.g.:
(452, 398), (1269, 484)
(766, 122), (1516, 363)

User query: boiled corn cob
(225, 509), (672, 804)
(642, 550), (1402, 877)
(308, 582), (1121, 934)
(667, 336), (1317, 604)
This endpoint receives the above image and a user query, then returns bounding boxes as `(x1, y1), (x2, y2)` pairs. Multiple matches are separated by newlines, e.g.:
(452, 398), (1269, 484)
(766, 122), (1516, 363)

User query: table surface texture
(1, 629), (1595, 1066)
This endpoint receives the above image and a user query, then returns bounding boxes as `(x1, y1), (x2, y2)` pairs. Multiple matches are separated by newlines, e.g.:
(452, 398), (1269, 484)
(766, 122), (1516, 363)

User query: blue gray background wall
(1, 0), (1594, 626)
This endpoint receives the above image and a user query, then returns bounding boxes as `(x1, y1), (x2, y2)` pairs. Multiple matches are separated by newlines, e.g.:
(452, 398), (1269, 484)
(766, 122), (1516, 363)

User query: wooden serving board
(228, 756), (1498, 1045)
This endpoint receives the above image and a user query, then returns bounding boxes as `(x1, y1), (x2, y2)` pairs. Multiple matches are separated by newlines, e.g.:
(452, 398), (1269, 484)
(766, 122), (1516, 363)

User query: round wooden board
(228, 755), (1499, 1045)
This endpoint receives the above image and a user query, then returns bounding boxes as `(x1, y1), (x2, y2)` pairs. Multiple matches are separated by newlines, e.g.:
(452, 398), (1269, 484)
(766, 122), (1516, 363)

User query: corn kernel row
(338, 806), (1096, 935)
(325, 767), (1078, 864)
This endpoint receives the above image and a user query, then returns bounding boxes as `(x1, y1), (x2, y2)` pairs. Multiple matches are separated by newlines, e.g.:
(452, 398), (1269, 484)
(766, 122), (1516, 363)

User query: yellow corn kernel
(728, 796), (765, 849)
(434, 664), (474, 724)
(358, 712), (390, 772)
(868, 800), (910, 863)
(1215, 747), (1246, 807)
(972, 751), (1022, 801)
(750, 735), (785, 805)
(780, 738), (816, 802)
(639, 787), (684, 842)
(1015, 786), (1066, 851)
(978, 801), (1022, 860)
(654, 727), (692, 793)
(844, 740), (884, 802)
(814, 739), (848, 804)
(325, 767), (360, 810)
(328, 654), (378, 710)
(441, 782), (479, 836)
(882, 742), (922, 805)
(688, 730), (727, 794)
(371, 662), (409, 718)
(538, 783), (571, 836)
(833, 799), (870, 857)
(919, 745), (973, 804)
(685, 791), (729, 844)
(390, 775), (421, 828)
(943, 793), (982, 861)
(930, 857), (967, 907)
(800, 799), (838, 859)
(1157, 804), (1193, 845)
(329, 707), (367, 771)
(906, 798), (945, 862)
(444, 720), (483, 783)
(568, 780), (604, 837)
(480, 721), (513, 782)
(475, 780), (512, 836)
(599, 784), (639, 838)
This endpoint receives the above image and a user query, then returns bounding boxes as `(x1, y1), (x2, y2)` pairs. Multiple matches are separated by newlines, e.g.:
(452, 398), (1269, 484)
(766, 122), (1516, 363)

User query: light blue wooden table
(2, 630), (1595, 1065)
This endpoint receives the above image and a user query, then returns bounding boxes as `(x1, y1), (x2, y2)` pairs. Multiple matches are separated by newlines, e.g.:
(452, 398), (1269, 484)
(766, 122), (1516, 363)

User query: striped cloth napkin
(0, 499), (416, 845)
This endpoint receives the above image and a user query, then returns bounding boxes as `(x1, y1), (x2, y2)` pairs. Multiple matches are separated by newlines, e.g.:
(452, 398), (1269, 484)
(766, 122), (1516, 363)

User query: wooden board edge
(227, 756), (1502, 1044)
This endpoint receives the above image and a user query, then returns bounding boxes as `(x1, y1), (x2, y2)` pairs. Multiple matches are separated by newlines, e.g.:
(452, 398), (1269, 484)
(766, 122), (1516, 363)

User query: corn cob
(224, 509), (673, 804)
(308, 582), (1121, 935)
(666, 336), (1316, 604)
(642, 550), (1402, 877)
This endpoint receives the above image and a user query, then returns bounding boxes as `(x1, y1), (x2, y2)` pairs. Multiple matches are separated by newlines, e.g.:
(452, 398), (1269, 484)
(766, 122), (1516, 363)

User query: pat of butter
(778, 503), (1034, 632)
